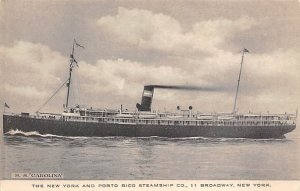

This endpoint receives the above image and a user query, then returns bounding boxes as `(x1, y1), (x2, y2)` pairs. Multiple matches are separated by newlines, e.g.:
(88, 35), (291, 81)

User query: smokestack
(136, 85), (154, 111)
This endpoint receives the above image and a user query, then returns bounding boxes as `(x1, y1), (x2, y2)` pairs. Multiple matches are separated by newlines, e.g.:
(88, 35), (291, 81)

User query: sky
(0, 0), (300, 115)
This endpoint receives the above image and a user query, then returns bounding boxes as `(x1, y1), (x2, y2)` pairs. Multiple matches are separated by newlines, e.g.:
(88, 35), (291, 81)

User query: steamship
(2, 42), (297, 138)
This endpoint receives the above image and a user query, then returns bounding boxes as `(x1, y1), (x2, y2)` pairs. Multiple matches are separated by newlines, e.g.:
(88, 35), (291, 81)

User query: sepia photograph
(0, 0), (300, 189)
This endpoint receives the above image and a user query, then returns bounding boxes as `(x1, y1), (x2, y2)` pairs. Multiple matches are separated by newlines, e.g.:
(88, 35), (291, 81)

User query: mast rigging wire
(36, 78), (69, 113)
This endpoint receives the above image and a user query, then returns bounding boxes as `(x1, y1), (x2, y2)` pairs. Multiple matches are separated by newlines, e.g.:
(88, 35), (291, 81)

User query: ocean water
(0, 130), (299, 180)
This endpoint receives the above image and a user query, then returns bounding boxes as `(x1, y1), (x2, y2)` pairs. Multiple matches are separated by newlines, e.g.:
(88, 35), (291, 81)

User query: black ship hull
(3, 114), (296, 138)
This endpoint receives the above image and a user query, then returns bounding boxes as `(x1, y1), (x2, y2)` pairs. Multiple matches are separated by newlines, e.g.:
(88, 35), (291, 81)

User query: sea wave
(4, 129), (286, 142)
(4, 129), (121, 140)
(5, 129), (66, 138)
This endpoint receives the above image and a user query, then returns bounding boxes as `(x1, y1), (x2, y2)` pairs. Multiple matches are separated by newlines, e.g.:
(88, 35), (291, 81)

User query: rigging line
(72, 72), (79, 105)
(233, 48), (249, 114)
(74, 70), (83, 105)
(36, 78), (69, 113)
(70, 79), (78, 107)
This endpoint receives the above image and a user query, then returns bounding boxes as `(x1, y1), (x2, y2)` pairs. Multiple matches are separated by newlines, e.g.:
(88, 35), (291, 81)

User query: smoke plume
(145, 85), (229, 92)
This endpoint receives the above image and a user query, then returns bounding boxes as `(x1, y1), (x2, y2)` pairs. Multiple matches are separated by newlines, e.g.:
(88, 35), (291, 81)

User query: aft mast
(65, 39), (84, 109)
(233, 48), (249, 114)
